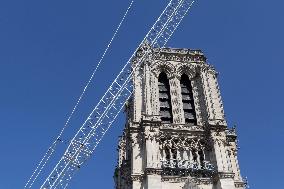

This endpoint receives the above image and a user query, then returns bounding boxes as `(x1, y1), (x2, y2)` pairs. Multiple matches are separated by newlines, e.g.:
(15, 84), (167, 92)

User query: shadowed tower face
(114, 45), (246, 189)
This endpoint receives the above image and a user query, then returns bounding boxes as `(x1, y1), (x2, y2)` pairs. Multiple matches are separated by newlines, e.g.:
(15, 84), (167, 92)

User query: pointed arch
(151, 61), (175, 79)
(158, 72), (173, 123)
(176, 63), (197, 80)
(180, 74), (197, 125)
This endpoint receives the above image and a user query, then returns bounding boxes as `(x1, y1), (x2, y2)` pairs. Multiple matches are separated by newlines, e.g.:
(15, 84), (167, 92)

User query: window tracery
(159, 136), (215, 177)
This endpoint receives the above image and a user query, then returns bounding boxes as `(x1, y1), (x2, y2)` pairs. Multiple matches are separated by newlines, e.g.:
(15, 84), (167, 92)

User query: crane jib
(40, 0), (196, 188)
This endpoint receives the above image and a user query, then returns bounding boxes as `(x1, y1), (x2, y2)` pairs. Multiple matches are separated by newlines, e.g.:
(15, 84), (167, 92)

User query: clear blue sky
(0, 0), (283, 188)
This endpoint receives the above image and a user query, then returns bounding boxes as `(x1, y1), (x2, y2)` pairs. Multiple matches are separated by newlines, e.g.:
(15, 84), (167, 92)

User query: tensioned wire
(41, 0), (196, 187)
(24, 1), (135, 188)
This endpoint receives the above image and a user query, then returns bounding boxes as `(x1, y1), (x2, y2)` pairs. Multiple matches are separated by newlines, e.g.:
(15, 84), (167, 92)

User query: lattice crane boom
(41, 0), (195, 188)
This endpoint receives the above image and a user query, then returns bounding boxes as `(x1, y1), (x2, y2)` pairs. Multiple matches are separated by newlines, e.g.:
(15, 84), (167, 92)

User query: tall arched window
(180, 74), (197, 124)
(158, 72), (173, 123)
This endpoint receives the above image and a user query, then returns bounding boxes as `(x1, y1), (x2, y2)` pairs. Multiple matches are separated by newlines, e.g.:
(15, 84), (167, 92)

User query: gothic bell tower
(114, 44), (246, 189)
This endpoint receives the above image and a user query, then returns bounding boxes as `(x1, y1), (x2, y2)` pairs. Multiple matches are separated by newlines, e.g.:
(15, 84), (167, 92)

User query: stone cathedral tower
(114, 44), (246, 189)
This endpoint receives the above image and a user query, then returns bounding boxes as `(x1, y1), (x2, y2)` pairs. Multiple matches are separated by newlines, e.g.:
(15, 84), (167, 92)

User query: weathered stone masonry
(114, 45), (246, 189)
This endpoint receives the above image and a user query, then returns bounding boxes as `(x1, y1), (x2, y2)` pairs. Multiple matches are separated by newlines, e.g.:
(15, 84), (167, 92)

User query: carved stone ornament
(218, 172), (235, 179)
(145, 168), (163, 175)
(157, 134), (211, 156)
(143, 131), (160, 142)
(150, 60), (176, 79)
(131, 174), (144, 182)
(160, 124), (204, 132)
(200, 64), (218, 76)
(212, 138), (227, 147)
(115, 47), (246, 189)
(208, 119), (227, 128)
(176, 63), (198, 80)
(153, 48), (207, 63)
(130, 132), (143, 147)
(162, 176), (188, 183)
(234, 181), (247, 188)
(183, 177), (214, 186)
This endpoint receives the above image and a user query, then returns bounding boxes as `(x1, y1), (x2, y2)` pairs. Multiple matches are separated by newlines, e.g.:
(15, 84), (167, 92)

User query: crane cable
(24, 1), (135, 188)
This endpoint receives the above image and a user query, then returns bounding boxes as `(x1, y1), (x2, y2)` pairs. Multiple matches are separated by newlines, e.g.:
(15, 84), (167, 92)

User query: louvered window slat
(158, 72), (173, 123)
(159, 92), (170, 99)
(160, 100), (170, 108)
(184, 111), (195, 119)
(182, 95), (193, 101)
(180, 74), (197, 125)
(183, 103), (193, 110)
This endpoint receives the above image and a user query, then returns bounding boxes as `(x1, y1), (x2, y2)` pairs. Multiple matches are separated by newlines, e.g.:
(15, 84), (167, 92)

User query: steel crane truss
(25, 2), (136, 188)
(41, 0), (196, 188)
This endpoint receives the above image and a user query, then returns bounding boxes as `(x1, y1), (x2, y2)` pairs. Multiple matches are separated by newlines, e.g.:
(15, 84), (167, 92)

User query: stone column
(192, 76), (208, 126)
(200, 66), (226, 125)
(143, 63), (153, 115)
(169, 76), (184, 124)
(143, 120), (162, 189)
(183, 149), (188, 161)
(145, 147), (162, 189)
(189, 149), (193, 163)
(200, 68), (215, 121)
(229, 146), (242, 181)
(131, 132), (143, 173)
(133, 67), (143, 122)
(145, 171), (162, 189)
(143, 120), (161, 168)
(211, 130), (235, 189)
(206, 70), (225, 121)
(132, 175), (143, 189)
(150, 71), (160, 116)
(196, 150), (201, 169)
(211, 133), (230, 172)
